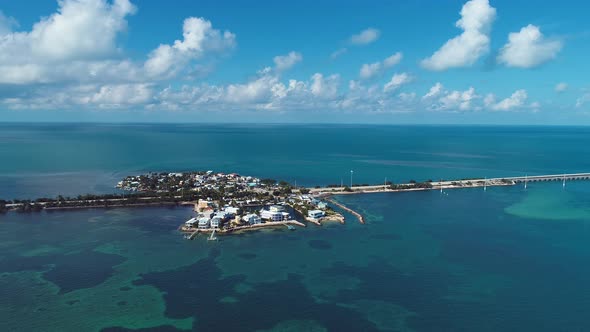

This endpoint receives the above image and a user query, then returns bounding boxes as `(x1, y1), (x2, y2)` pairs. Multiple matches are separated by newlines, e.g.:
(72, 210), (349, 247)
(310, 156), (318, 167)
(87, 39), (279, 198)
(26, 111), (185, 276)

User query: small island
(2, 170), (586, 240)
(115, 171), (346, 238)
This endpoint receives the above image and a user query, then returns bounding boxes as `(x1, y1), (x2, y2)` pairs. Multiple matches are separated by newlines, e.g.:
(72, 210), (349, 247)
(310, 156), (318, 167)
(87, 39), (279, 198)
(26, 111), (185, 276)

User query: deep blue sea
(1, 123), (590, 331)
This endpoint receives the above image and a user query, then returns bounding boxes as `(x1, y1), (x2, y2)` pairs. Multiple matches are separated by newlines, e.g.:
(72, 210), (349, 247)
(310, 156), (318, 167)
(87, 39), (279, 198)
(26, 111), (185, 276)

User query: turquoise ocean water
(1, 124), (589, 331)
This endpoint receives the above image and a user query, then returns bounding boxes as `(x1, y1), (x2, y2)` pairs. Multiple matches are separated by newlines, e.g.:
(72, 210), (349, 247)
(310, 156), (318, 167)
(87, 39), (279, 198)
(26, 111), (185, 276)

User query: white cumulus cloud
(359, 62), (382, 80)
(0, 0), (236, 85)
(421, 0), (496, 71)
(575, 91), (590, 108)
(350, 28), (380, 45)
(144, 17), (235, 78)
(422, 82), (444, 99)
(383, 73), (411, 92)
(273, 51), (302, 71)
(491, 89), (528, 111)
(0, 11), (18, 35)
(359, 52), (403, 79)
(311, 73), (340, 99)
(555, 82), (568, 93)
(497, 24), (562, 68)
(438, 87), (478, 111)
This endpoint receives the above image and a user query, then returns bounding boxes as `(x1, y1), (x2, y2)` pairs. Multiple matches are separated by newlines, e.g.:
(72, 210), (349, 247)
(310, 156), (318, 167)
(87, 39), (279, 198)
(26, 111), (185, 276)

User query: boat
(208, 228), (218, 241)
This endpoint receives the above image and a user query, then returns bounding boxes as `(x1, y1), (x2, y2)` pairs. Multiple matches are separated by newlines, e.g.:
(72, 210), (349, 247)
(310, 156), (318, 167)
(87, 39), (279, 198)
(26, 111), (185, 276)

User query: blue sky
(0, 0), (589, 124)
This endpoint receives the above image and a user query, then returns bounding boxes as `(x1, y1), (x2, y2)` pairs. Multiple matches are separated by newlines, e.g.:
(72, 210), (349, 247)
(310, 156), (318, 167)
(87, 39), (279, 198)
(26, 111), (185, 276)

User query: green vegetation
(260, 178), (277, 186)
(389, 181), (433, 190)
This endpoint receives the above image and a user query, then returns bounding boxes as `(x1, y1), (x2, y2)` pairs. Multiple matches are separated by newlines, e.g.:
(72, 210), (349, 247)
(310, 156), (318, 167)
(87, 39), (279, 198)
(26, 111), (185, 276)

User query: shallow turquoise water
(1, 124), (590, 331)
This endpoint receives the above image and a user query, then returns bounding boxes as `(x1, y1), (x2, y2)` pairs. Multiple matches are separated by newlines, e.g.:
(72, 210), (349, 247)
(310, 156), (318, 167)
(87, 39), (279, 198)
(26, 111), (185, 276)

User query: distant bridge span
(495, 173), (590, 183)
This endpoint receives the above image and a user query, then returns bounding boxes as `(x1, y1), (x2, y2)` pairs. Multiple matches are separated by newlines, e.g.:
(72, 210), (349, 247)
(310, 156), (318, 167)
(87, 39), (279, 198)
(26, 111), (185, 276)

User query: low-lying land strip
(3, 171), (589, 239)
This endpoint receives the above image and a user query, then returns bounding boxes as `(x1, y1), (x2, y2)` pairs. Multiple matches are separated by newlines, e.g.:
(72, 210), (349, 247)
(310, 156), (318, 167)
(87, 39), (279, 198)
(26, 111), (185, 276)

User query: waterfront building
(308, 210), (325, 219)
(210, 216), (223, 229)
(317, 202), (328, 209)
(243, 213), (262, 225)
(198, 217), (210, 229)
(269, 205), (285, 212)
(197, 199), (215, 212)
(199, 210), (214, 219)
(185, 217), (198, 227)
(214, 211), (231, 220)
(260, 209), (284, 221)
(224, 206), (240, 215)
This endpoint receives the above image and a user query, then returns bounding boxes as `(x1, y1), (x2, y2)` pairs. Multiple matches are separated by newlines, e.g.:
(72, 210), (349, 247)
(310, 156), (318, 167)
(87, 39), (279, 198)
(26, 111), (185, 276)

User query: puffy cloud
(398, 92), (416, 102)
(0, 11), (18, 35)
(0, 0), (136, 64)
(438, 87), (478, 111)
(225, 74), (280, 104)
(555, 82), (568, 93)
(490, 89), (528, 111)
(421, 0), (496, 71)
(422, 82), (444, 99)
(144, 17), (235, 78)
(0, 83), (153, 110)
(359, 52), (403, 80)
(575, 91), (590, 108)
(89, 84), (154, 106)
(383, 73), (411, 92)
(311, 73), (340, 99)
(350, 28), (380, 45)
(0, 0), (137, 83)
(0, 1), (236, 85)
(383, 52), (403, 67)
(497, 25), (562, 68)
(273, 51), (302, 71)
(330, 48), (347, 59)
(483, 93), (496, 107)
(359, 62), (381, 80)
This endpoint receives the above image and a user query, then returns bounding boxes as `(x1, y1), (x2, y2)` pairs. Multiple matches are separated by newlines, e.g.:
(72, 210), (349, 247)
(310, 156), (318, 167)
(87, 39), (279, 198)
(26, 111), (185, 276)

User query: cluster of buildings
(184, 199), (293, 230)
(116, 171), (339, 232)
(117, 171), (262, 194)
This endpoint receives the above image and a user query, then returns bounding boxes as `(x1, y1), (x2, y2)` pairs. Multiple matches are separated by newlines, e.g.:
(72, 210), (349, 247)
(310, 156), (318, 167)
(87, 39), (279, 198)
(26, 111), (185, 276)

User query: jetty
(324, 198), (365, 224)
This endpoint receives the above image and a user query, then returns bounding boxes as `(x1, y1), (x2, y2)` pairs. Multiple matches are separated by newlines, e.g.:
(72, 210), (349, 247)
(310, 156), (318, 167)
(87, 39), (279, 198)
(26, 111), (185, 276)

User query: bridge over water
(494, 173), (590, 183)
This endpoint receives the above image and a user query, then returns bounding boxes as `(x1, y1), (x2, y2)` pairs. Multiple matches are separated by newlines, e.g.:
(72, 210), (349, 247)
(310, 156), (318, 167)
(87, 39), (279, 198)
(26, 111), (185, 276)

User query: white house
(210, 216), (223, 229)
(269, 205), (285, 212)
(242, 213), (262, 225)
(308, 210), (325, 219)
(185, 217), (198, 227)
(260, 209), (285, 221)
(215, 211), (231, 220)
(224, 206), (240, 215)
(198, 217), (210, 229)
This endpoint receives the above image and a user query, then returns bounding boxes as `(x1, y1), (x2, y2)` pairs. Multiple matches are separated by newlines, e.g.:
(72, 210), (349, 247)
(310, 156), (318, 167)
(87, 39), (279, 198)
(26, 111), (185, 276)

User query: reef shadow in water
(120, 248), (380, 331)
(0, 249), (126, 294)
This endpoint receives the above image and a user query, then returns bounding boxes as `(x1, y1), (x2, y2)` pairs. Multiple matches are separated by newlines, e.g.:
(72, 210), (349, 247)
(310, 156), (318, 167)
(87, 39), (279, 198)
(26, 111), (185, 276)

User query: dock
(182, 220), (306, 239)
